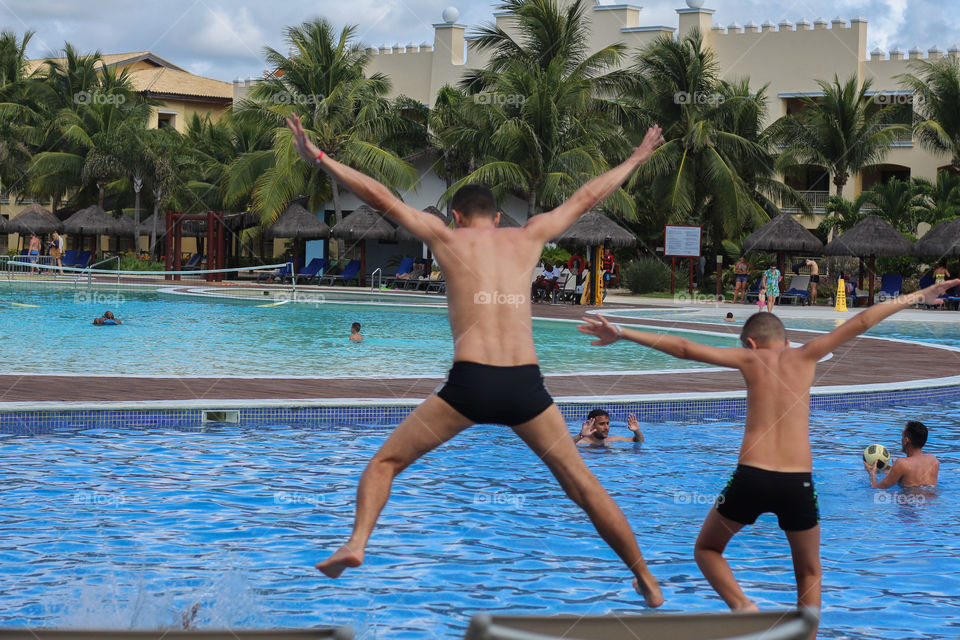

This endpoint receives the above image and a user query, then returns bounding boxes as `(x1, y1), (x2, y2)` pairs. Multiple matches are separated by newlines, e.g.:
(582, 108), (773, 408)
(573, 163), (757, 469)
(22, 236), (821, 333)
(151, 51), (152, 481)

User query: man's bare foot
(633, 575), (665, 608)
(732, 599), (759, 612)
(316, 544), (364, 578)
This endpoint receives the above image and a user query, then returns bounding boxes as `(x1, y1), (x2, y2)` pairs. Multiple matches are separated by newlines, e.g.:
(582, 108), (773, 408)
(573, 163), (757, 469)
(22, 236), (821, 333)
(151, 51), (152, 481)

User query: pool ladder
(76, 256), (121, 286)
(370, 267), (382, 291)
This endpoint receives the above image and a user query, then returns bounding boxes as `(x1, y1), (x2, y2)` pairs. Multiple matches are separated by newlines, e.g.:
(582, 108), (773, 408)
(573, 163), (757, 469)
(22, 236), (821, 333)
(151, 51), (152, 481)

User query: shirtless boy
(579, 277), (958, 626)
(865, 420), (939, 488)
(286, 114), (665, 606)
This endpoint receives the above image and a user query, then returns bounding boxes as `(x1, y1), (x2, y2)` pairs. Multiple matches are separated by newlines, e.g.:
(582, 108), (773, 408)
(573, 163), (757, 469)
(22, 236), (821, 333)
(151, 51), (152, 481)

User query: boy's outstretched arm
(799, 278), (960, 361)
(579, 315), (748, 369)
(285, 114), (448, 244)
(525, 126), (663, 243)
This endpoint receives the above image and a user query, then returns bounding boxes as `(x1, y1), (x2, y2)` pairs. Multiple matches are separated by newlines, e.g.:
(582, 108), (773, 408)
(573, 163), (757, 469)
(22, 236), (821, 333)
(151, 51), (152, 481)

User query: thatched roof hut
(497, 213), (522, 228)
(913, 217), (960, 258)
(331, 205), (397, 241)
(63, 205), (132, 236)
(5, 203), (62, 235)
(265, 203), (331, 239)
(824, 215), (914, 305)
(743, 213), (823, 254)
(395, 206), (449, 242)
(552, 211), (636, 248)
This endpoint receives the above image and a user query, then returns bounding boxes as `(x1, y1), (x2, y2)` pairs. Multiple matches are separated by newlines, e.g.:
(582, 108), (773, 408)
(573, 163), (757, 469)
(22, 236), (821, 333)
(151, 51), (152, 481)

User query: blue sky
(2, 0), (956, 82)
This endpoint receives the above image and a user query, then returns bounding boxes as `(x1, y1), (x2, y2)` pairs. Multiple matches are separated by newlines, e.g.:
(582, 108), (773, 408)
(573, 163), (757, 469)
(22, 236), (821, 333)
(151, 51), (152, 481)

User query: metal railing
(79, 256), (121, 286)
(370, 267), (382, 291)
(782, 190), (830, 211)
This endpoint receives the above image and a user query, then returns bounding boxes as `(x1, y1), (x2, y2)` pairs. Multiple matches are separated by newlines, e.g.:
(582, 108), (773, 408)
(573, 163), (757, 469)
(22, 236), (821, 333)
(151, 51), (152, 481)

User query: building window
(158, 113), (176, 129)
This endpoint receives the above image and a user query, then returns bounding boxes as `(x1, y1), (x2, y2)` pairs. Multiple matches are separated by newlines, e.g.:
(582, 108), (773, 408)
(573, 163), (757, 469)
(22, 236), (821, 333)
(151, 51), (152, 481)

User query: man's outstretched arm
(799, 278), (960, 361)
(285, 114), (449, 244)
(525, 125), (663, 243)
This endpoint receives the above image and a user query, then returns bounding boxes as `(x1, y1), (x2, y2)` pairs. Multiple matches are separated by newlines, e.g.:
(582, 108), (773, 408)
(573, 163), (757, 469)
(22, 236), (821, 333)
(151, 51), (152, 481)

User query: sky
(1, 0), (957, 82)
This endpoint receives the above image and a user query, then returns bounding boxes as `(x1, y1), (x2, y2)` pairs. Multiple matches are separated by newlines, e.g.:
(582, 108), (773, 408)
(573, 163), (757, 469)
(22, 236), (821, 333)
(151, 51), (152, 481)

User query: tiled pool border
(3, 379), (959, 430)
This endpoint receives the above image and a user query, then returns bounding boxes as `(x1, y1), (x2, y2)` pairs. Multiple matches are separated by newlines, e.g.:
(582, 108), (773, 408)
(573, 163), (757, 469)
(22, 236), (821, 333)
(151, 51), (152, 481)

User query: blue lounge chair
(258, 259), (301, 283)
(60, 249), (78, 267)
(182, 253), (203, 270)
(780, 275), (810, 305)
(319, 259), (361, 286)
(383, 257), (415, 288)
(74, 251), (92, 268)
(875, 273), (902, 302)
(290, 257), (328, 284)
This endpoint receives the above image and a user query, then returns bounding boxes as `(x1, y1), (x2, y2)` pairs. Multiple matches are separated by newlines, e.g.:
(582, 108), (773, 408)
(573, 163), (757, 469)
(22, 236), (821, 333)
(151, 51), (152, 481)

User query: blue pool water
(1, 401), (958, 638)
(0, 286), (733, 376)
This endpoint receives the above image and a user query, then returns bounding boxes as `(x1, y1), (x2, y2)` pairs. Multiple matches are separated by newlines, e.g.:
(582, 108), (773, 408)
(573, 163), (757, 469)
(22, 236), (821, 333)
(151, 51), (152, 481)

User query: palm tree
(228, 18), (416, 258)
(861, 178), (928, 235)
(898, 58), (960, 174)
(447, 0), (636, 218)
(0, 30), (39, 197)
(628, 31), (791, 261)
(772, 75), (907, 196)
(429, 85), (474, 216)
(914, 171), (960, 224)
(818, 193), (871, 239)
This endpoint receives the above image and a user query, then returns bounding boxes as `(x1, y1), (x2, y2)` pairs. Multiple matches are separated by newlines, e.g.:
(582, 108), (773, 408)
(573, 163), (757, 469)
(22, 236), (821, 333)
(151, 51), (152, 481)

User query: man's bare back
(868, 420), (939, 488)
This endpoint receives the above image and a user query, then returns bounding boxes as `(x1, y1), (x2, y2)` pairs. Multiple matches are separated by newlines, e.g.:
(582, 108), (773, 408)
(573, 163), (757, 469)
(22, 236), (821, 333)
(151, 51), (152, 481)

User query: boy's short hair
(740, 312), (786, 346)
(904, 420), (928, 448)
(351, 322), (361, 332)
(587, 409), (610, 421)
(450, 184), (496, 219)
(725, 312), (734, 318)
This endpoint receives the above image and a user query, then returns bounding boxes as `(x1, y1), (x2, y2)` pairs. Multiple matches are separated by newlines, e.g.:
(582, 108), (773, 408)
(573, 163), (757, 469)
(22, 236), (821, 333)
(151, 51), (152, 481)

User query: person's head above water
(351, 322), (361, 334)
(586, 408), (611, 439)
(740, 312), (786, 348)
(104, 311), (115, 320)
(450, 184), (499, 226)
(903, 420), (928, 451)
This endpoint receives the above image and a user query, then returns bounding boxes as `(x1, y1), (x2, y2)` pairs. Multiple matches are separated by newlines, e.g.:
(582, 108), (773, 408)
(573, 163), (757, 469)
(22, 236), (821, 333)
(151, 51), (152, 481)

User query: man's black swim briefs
(716, 464), (820, 531)
(436, 361), (553, 427)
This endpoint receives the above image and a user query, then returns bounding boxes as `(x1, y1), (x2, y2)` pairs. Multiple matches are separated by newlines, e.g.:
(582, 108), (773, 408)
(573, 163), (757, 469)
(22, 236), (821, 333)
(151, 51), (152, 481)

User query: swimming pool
(1, 401), (957, 638)
(0, 285), (735, 377)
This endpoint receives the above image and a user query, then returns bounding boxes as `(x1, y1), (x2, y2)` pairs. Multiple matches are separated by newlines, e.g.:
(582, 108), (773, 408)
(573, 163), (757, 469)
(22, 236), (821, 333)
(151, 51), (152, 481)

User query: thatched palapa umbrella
(914, 217), (960, 282)
(6, 204), (62, 245)
(331, 205), (396, 285)
(552, 210), (636, 305)
(742, 213), (823, 273)
(824, 214), (913, 305)
(63, 205), (133, 259)
(266, 203), (331, 269)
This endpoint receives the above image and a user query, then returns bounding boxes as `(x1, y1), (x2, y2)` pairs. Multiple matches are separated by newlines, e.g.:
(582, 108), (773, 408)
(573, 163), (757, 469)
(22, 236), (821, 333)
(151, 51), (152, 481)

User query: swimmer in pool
(288, 112), (665, 606)
(865, 420), (939, 488)
(574, 409), (644, 445)
(580, 276), (959, 633)
(93, 311), (121, 325)
(349, 322), (363, 343)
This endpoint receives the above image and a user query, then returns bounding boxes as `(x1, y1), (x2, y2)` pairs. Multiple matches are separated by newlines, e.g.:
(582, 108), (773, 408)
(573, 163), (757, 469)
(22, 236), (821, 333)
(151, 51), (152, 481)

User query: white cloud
(190, 6), (266, 58)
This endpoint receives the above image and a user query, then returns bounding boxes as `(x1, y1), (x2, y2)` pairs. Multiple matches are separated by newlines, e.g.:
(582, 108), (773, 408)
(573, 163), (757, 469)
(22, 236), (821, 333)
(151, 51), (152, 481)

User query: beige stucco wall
(148, 98), (229, 133)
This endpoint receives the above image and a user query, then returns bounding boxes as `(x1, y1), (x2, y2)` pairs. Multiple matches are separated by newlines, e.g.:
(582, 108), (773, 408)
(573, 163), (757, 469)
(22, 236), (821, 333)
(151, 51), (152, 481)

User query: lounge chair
(319, 259), (361, 286)
(383, 257), (415, 288)
(779, 275), (810, 305)
(559, 270), (579, 303)
(916, 274), (944, 309)
(74, 251), (92, 268)
(257, 261), (299, 284)
(288, 257), (327, 284)
(60, 249), (78, 268)
(182, 253), (203, 270)
(0, 628), (354, 639)
(464, 608), (819, 640)
(875, 273), (902, 302)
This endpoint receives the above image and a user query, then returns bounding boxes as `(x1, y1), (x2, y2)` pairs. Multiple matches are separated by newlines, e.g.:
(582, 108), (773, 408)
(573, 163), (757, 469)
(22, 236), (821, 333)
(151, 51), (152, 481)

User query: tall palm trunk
(150, 187), (161, 259)
(133, 177), (142, 255)
(331, 178), (345, 260)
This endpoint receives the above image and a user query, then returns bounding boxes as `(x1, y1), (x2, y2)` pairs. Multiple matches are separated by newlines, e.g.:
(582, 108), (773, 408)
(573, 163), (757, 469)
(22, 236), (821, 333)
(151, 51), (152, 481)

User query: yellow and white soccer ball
(863, 444), (891, 471)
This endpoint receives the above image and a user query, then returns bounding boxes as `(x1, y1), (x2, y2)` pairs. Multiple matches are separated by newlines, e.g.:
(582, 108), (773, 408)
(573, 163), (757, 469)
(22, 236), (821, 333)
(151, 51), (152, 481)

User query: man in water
(349, 322), (364, 343)
(865, 420), (939, 488)
(574, 409), (644, 444)
(93, 311), (121, 325)
(287, 113), (665, 606)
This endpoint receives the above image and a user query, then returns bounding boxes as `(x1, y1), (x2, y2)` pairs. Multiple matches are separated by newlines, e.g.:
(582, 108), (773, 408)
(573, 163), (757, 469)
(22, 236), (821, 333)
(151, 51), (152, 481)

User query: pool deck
(2, 286), (959, 410)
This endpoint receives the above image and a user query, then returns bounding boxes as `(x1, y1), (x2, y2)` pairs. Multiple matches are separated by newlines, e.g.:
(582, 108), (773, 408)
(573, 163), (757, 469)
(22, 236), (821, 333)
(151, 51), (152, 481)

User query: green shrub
(541, 245), (572, 266)
(622, 257), (689, 294)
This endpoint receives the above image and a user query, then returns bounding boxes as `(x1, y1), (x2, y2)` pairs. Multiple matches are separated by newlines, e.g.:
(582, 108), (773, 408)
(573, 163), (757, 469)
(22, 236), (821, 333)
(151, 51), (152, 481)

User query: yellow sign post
(834, 278), (847, 312)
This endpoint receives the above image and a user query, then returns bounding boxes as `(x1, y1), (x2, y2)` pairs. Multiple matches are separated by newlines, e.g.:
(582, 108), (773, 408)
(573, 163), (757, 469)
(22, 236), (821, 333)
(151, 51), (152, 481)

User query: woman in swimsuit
(732, 256), (751, 304)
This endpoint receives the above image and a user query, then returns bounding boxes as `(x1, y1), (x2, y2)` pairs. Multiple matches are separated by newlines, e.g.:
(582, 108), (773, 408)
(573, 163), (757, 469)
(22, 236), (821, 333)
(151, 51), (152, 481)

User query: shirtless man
(574, 410), (644, 445)
(286, 113), (665, 606)
(804, 259), (819, 304)
(865, 420), (939, 488)
(28, 233), (42, 273)
(579, 277), (958, 632)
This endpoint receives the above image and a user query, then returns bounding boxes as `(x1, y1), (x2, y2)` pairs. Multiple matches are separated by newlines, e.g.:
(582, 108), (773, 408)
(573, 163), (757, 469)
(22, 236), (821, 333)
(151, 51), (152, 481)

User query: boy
(865, 420), (939, 488)
(579, 277), (958, 623)
(349, 322), (364, 343)
(286, 114), (665, 606)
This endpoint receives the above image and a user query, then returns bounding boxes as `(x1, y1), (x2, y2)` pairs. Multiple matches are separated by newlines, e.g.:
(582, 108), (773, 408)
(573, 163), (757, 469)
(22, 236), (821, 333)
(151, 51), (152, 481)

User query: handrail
(370, 267), (382, 291)
(79, 256), (121, 286)
(289, 261), (296, 296)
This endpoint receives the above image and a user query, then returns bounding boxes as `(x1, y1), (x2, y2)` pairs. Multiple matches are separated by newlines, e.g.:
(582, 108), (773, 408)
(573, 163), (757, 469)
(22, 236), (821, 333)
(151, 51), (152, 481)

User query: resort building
(235, 0), (958, 238)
